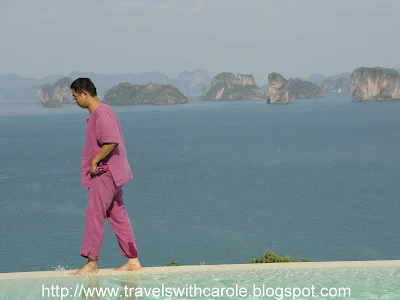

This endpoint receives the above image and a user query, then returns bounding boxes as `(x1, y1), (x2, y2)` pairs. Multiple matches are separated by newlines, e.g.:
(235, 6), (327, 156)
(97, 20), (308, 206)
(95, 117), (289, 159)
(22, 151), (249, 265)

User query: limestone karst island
(33, 66), (400, 108)
(201, 72), (266, 100)
(103, 82), (188, 105)
(351, 67), (400, 101)
(36, 77), (74, 108)
(267, 73), (325, 104)
(36, 80), (189, 107)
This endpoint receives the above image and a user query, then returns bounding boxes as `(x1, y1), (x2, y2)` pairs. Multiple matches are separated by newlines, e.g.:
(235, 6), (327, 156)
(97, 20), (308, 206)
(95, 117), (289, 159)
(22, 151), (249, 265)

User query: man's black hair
(70, 78), (97, 97)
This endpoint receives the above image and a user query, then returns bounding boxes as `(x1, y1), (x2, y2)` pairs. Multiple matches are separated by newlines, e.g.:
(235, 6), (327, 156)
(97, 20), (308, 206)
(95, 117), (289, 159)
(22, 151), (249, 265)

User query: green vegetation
(352, 67), (400, 101)
(204, 72), (266, 100)
(205, 81), (225, 99)
(268, 73), (286, 82)
(352, 67), (400, 79)
(250, 250), (310, 263)
(165, 251), (309, 266)
(288, 78), (325, 99)
(268, 73), (324, 101)
(205, 83), (265, 100)
(103, 82), (188, 105)
(212, 72), (237, 82)
(224, 84), (265, 99)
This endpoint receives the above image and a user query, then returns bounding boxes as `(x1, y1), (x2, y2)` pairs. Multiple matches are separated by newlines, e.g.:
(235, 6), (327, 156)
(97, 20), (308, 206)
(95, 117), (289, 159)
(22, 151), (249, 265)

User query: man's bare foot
(74, 259), (99, 275)
(115, 258), (142, 271)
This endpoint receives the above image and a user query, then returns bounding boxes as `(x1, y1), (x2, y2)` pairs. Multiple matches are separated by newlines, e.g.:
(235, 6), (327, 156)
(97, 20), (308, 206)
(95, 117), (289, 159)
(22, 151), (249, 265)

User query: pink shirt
(80, 103), (133, 189)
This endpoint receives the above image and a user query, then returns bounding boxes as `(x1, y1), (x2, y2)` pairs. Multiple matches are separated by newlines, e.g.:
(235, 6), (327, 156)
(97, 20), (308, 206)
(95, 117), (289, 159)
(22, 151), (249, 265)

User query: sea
(0, 93), (399, 273)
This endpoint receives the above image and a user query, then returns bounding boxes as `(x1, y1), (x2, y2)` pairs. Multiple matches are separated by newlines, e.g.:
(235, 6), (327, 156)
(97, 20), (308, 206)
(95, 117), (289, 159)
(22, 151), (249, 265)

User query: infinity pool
(0, 261), (399, 299)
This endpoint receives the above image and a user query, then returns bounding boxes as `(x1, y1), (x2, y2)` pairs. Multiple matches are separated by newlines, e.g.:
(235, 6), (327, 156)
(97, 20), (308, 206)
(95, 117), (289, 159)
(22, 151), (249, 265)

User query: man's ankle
(127, 258), (140, 264)
(87, 258), (98, 265)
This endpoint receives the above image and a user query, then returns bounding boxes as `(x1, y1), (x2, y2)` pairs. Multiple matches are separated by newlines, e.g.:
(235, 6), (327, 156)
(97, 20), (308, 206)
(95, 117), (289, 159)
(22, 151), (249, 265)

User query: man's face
(72, 89), (88, 108)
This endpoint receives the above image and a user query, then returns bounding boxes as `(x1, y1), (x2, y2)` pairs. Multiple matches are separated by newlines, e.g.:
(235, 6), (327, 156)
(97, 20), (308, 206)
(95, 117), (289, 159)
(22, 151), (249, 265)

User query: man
(71, 78), (141, 275)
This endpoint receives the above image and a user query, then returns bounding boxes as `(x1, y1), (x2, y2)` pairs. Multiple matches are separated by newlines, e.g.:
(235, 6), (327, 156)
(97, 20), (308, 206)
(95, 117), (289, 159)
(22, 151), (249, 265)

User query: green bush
(249, 250), (310, 263)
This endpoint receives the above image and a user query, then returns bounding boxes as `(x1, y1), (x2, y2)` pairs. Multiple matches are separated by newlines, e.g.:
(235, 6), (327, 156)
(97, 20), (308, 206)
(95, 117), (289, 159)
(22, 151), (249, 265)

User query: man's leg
(75, 175), (114, 275)
(107, 187), (142, 271)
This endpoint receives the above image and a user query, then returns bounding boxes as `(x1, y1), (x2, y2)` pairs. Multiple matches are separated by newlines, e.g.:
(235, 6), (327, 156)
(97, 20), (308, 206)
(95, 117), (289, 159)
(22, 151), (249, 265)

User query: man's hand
(89, 161), (98, 176)
(89, 143), (118, 176)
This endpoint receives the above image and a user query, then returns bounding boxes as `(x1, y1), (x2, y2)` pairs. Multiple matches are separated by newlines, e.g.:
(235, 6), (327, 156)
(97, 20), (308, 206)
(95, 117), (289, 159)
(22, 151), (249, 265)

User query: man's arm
(92, 143), (118, 165)
(92, 112), (120, 174)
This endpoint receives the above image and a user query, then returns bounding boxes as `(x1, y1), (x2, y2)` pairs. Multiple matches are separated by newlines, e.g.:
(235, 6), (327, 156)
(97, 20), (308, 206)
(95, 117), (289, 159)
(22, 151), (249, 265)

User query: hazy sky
(0, 0), (399, 85)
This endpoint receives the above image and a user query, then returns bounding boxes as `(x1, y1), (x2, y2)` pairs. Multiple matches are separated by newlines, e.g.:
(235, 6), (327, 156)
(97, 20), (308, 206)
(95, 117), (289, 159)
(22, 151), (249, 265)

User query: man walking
(71, 78), (141, 275)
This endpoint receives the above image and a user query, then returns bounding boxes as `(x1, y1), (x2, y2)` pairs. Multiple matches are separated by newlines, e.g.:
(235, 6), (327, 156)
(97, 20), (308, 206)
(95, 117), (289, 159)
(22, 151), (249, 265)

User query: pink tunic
(80, 103), (133, 189)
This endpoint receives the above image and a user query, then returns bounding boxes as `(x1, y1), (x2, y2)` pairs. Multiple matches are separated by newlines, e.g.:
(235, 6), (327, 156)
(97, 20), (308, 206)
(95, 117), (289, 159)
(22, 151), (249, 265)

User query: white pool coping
(1, 260), (400, 280)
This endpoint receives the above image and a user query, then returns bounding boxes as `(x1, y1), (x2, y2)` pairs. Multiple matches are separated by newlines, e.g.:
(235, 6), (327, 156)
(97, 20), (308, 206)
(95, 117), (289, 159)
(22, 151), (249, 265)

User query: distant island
(5, 67), (400, 102)
(320, 77), (350, 94)
(268, 73), (290, 104)
(201, 72), (266, 100)
(308, 72), (351, 94)
(287, 78), (325, 99)
(103, 82), (188, 105)
(351, 67), (400, 101)
(268, 73), (324, 104)
(1, 69), (211, 101)
(36, 77), (74, 108)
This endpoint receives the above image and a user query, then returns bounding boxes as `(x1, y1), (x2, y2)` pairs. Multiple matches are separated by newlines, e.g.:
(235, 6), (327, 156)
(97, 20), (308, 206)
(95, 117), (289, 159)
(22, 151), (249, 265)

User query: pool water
(0, 264), (399, 299)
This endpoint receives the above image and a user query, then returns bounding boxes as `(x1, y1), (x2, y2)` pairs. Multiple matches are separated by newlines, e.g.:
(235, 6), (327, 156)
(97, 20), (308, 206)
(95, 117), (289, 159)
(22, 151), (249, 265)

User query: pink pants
(80, 164), (138, 260)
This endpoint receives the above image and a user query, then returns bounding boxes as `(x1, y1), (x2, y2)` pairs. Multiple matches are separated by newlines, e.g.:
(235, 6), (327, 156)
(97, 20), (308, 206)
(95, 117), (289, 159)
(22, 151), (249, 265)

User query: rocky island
(173, 69), (211, 95)
(320, 77), (350, 94)
(103, 82), (188, 105)
(36, 77), (74, 108)
(351, 67), (400, 101)
(202, 72), (266, 100)
(268, 73), (290, 104)
(307, 72), (351, 94)
(287, 78), (325, 99)
(268, 73), (324, 104)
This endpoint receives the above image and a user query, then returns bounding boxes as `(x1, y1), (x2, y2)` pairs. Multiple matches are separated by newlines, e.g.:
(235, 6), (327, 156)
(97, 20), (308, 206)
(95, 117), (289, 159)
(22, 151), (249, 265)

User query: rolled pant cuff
(123, 254), (138, 259)
(81, 251), (99, 260)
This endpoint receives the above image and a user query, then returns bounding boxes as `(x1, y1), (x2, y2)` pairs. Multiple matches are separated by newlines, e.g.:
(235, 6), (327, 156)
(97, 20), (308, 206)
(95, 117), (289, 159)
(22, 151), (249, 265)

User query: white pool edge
(1, 260), (400, 280)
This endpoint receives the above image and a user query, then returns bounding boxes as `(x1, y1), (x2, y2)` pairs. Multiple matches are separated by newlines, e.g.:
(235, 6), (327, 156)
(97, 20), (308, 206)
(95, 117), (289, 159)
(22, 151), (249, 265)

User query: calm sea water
(0, 94), (399, 273)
